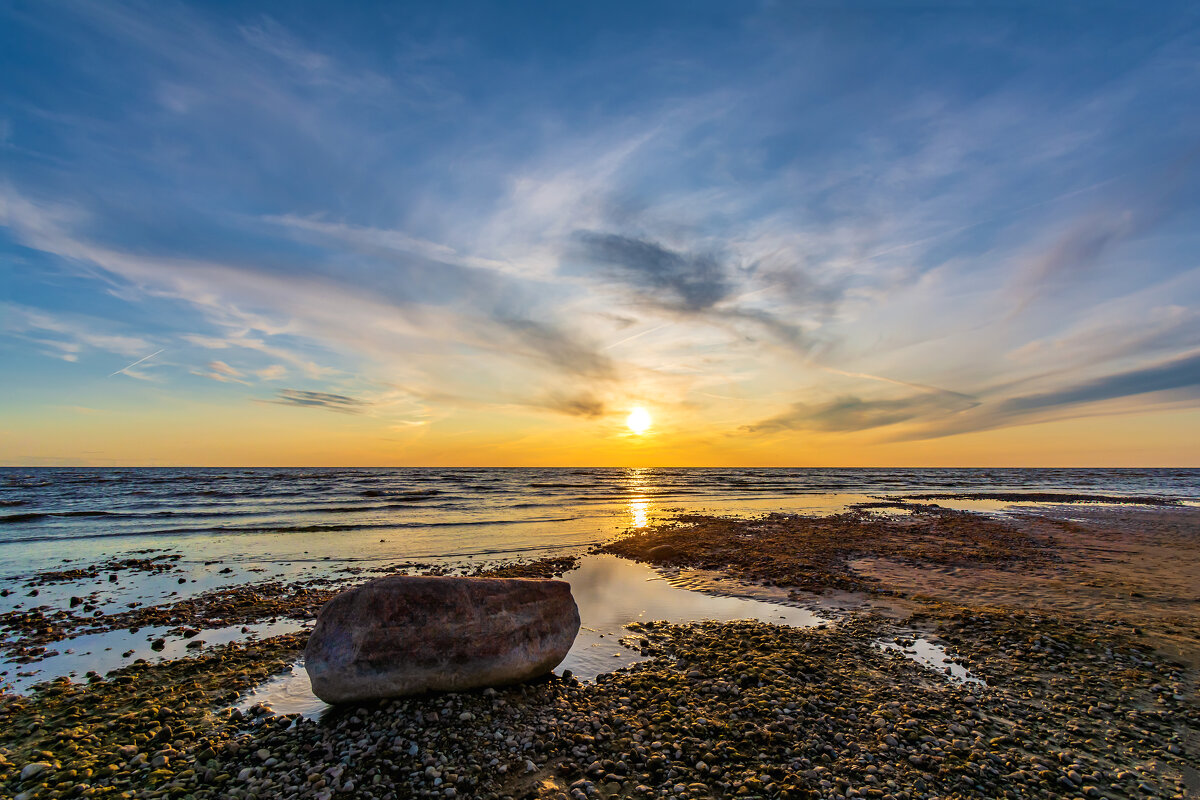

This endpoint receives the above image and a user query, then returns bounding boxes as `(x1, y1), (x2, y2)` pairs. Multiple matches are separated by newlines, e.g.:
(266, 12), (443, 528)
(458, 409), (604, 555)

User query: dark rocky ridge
(598, 508), (1049, 594)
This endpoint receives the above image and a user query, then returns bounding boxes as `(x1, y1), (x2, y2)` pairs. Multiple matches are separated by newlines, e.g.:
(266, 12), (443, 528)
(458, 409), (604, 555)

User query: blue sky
(1, 1), (1199, 465)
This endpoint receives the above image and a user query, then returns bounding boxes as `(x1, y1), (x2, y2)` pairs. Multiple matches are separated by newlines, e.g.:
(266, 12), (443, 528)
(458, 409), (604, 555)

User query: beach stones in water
(305, 576), (580, 703)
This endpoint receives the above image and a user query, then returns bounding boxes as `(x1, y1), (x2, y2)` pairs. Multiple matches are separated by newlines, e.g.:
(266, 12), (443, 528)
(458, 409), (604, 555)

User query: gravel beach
(2, 503), (1197, 800)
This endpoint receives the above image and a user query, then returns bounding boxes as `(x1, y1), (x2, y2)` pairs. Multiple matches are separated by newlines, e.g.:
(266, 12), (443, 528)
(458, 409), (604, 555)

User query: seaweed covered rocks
(600, 509), (1047, 594)
(305, 576), (581, 703)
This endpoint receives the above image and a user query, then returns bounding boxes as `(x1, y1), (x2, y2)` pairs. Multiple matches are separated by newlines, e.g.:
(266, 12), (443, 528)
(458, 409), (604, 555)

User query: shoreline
(2, 502), (1198, 799)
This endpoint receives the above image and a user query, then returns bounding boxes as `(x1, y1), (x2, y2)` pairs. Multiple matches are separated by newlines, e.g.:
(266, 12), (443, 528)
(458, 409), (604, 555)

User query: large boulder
(304, 576), (580, 703)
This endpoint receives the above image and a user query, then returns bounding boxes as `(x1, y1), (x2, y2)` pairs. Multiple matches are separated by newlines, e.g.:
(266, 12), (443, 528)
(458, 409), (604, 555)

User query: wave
(1, 468), (1197, 550)
(0, 509), (146, 523)
(359, 489), (442, 499)
(0, 498), (469, 528)
(0, 512), (48, 523)
(0, 514), (582, 544)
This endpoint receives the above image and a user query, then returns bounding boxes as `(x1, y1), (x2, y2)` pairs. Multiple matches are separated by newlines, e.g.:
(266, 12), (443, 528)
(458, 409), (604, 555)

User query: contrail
(815, 363), (976, 400)
(604, 323), (669, 350)
(110, 348), (164, 377)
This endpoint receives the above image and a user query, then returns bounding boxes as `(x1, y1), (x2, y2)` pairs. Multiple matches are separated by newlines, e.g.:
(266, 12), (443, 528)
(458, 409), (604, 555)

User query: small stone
(20, 763), (51, 782)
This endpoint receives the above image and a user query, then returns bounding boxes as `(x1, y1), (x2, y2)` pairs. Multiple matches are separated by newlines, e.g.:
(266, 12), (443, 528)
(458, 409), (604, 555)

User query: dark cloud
(996, 351), (1200, 415)
(531, 391), (606, 418)
(573, 228), (848, 322)
(268, 389), (369, 414)
(749, 352), (1200, 440)
(900, 351), (1200, 440)
(715, 307), (811, 351)
(745, 392), (978, 434)
(762, 265), (845, 319)
(573, 231), (733, 311)
(496, 317), (615, 380)
(570, 230), (832, 353)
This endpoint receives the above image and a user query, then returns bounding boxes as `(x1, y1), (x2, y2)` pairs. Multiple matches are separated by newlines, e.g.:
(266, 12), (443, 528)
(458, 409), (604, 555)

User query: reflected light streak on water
(629, 498), (649, 528)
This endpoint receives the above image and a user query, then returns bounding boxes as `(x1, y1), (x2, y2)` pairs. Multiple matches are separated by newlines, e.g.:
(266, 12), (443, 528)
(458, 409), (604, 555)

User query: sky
(1, 1), (1199, 467)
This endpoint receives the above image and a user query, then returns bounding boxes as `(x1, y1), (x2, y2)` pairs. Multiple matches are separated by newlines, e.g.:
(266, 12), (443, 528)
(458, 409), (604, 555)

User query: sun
(626, 407), (652, 435)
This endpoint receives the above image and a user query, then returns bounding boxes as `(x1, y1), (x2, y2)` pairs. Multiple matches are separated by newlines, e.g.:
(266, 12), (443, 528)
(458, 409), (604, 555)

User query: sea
(3, 467), (1198, 577)
(1, 467), (1196, 702)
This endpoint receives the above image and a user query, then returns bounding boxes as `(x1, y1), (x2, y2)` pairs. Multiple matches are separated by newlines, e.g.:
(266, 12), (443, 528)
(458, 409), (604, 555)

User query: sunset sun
(626, 407), (652, 435)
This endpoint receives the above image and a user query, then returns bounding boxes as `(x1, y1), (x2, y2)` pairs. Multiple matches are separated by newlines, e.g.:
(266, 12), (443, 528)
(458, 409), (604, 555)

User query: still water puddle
(876, 636), (985, 687)
(240, 554), (826, 719)
(0, 619), (304, 694)
(561, 554), (823, 677)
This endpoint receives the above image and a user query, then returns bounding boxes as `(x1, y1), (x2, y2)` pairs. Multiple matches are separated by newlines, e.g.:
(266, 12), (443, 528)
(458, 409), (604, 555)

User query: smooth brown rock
(304, 576), (580, 703)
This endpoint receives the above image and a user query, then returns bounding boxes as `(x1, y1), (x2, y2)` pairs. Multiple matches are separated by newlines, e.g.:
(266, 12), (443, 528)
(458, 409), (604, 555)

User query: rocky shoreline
(1, 505), (1197, 799)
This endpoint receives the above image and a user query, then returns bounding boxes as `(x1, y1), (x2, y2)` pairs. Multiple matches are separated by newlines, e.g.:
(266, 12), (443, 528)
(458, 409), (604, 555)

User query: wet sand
(1, 501), (1198, 799)
(849, 506), (1200, 668)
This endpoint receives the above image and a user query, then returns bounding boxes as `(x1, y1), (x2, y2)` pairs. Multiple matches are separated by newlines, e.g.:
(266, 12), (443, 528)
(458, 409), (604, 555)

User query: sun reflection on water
(625, 468), (653, 528)
(629, 498), (649, 528)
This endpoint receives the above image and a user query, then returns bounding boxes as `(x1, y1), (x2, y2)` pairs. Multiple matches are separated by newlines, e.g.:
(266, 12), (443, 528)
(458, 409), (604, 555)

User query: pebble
(19, 763), (50, 782)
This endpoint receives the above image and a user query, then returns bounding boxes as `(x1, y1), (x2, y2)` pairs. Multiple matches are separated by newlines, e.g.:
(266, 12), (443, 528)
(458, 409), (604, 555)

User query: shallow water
(3, 467), (1193, 566)
(3, 619), (305, 694)
(876, 637), (985, 687)
(2, 467), (1187, 698)
(5, 467), (1193, 626)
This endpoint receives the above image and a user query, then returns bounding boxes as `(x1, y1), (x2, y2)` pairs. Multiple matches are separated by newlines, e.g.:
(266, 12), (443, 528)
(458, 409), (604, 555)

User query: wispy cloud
(191, 359), (250, 384)
(1012, 151), (1200, 309)
(572, 231), (735, 312)
(530, 391), (607, 418)
(745, 392), (979, 434)
(266, 389), (370, 414)
(255, 364), (287, 380)
(2, 303), (152, 363)
(900, 352), (1200, 440)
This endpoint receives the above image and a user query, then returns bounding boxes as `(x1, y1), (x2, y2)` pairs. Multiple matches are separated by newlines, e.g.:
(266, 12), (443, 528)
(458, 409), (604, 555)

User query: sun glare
(626, 407), (652, 434)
